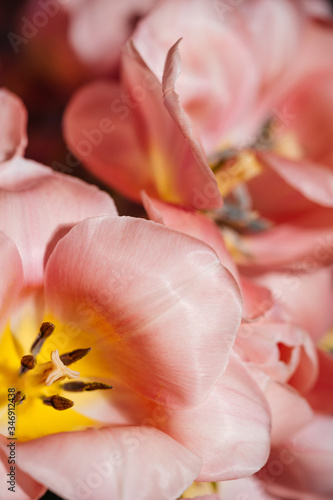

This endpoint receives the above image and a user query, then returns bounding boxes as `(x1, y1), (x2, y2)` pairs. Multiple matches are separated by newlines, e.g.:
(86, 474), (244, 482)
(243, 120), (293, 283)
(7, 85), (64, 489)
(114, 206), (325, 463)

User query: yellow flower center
(0, 317), (113, 441)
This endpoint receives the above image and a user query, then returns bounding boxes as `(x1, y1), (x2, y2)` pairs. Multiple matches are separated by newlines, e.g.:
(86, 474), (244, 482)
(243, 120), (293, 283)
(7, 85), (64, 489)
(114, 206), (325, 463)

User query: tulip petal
(306, 349), (333, 413)
(0, 439), (46, 500)
(65, 0), (157, 71)
(240, 277), (274, 321)
(258, 151), (333, 208)
(254, 267), (333, 342)
(64, 40), (221, 209)
(141, 192), (237, 278)
(183, 497), (220, 500)
(263, 415), (333, 500)
(161, 39), (222, 209)
(236, 321), (318, 392)
(142, 193), (274, 322)
(14, 427), (201, 500)
(241, 205), (333, 269)
(133, 0), (261, 152)
(221, 477), (278, 499)
(0, 157), (117, 287)
(0, 89), (27, 163)
(249, 367), (313, 446)
(0, 232), (23, 331)
(45, 216), (242, 409)
(161, 353), (270, 481)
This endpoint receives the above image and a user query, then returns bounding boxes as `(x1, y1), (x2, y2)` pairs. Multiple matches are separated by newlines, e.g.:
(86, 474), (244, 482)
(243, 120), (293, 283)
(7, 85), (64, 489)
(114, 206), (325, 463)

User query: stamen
(19, 355), (37, 375)
(14, 391), (26, 405)
(44, 350), (80, 386)
(59, 347), (92, 366)
(62, 381), (113, 392)
(30, 322), (55, 355)
(43, 394), (74, 411)
(212, 203), (272, 234)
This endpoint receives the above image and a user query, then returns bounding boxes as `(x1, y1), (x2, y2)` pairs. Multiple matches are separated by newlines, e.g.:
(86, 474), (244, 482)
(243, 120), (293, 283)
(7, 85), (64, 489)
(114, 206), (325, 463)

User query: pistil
(44, 350), (80, 386)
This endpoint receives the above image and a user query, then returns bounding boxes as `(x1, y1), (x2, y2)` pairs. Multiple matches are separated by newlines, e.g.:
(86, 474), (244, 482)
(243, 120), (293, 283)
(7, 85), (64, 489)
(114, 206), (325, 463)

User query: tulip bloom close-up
(1, 1), (333, 499)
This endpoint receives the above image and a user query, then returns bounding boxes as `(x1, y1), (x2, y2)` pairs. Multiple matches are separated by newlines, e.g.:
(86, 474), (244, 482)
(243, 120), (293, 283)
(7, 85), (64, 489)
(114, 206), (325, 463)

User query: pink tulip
(306, 348), (333, 413)
(62, 0), (159, 73)
(64, 0), (333, 269)
(259, 414), (333, 500)
(133, 0), (333, 153)
(0, 91), (271, 498)
(251, 266), (333, 342)
(22, 0), (158, 79)
(64, 38), (221, 210)
(142, 195), (322, 444)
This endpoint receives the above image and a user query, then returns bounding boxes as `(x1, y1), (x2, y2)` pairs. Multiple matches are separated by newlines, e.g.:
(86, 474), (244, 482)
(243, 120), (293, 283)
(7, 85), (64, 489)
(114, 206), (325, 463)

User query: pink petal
(67, 376), (154, 427)
(0, 89), (27, 163)
(0, 232), (23, 330)
(65, 0), (158, 71)
(246, 154), (316, 224)
(250, 367), (313, 446)
(64, 80), (150, 202)
(0, 438), (46, 500)
(303, 0), (332, 17)
(161, 39), (222, 208)
(265, 383), (313, 446)
(142, 193), (275, 322)
(306, 349), (333, 413)
(221, 477), (278, 499)
(262, 415), (333, 500)
(240, 277), (274, 321)
(236, 321), (318, 392)
(278, 72), (333, 170)
(258, 151), (333, 208)
(254, 267), (333, 342)
(141, 192), (237, 278)
(161, 353), (270, 481)
(45, 216), (242, 409)
(14, 427), (201, 500)
(64, 41), (221, 209)
(0, 157), (117, 287)
(133, 0), (261, 152)
(241, 205), (333, 269)
(184, 497), (220, 500)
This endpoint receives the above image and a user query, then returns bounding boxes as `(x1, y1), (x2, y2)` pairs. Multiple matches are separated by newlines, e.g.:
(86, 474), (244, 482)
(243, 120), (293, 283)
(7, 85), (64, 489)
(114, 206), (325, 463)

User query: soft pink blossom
(142, 195), (323, 447)
(64, 40), (221, 209)
(259, 414), (333, 500)
(0, 91), (271, 499)
(64, 0), (333, 268)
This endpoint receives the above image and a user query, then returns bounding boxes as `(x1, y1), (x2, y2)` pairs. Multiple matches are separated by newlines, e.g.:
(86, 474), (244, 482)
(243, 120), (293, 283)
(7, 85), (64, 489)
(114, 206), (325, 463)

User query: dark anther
(30, 322), (55, 356)
(19, 355), (37, 375)
(14, 391), (26, 405)
(43, 394), (74, 411)
(62, 381), (113, 392)
(60, 348), (92, 366)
